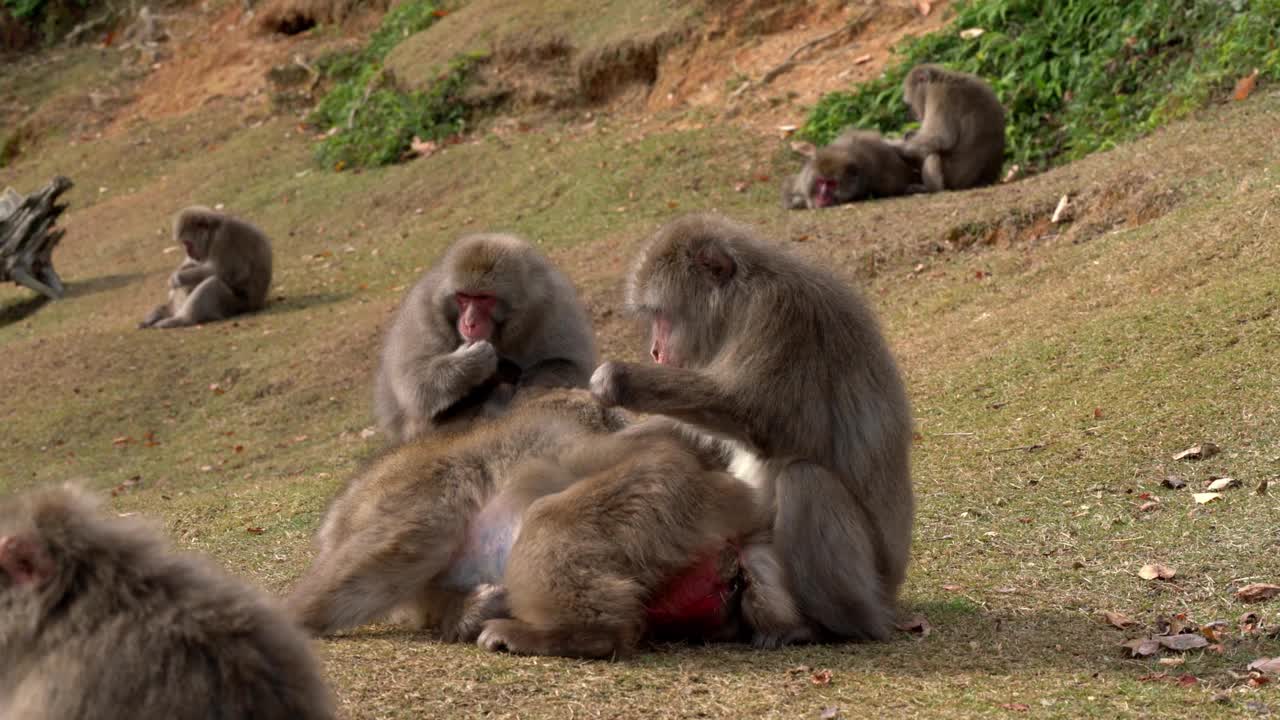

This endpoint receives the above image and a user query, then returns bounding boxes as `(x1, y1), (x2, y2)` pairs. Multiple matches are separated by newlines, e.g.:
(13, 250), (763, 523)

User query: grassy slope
(3, 31), (1280, 720)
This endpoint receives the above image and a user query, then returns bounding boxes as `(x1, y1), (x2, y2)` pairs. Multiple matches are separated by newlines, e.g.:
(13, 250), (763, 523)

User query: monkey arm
(405, 343), (499, 419)
(902, 119), (957, 158)
(172, 261), (214, 288)
(594, 362), (764, 451)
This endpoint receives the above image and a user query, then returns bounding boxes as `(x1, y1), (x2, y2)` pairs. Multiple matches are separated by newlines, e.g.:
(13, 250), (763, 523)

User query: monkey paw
(589, 362), (624, 407)
(445, 585), (509, 643)
(461, 340), (499, 378)
(476, 620), (515, 653)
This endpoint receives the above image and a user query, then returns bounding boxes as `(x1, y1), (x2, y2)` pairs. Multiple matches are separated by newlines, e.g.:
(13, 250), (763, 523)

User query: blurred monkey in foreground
(0, 484), (335, 720)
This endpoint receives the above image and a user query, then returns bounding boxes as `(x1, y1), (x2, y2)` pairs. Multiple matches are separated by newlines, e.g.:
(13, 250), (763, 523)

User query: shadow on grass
(65, 272), (146, 299)
(0, 293), (50, 326)
(263, 292), (353, 316)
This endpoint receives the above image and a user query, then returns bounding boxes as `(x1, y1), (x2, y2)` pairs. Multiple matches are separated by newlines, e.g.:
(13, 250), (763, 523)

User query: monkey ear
(0, 535), (52, 587)
(694, 245), (735, 284)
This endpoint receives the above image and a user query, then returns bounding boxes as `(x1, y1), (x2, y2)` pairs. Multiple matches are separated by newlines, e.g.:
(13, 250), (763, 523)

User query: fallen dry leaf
(733, 181), (748, 193)
(246, 526), (264, 535)
(1257, 478), (1270, 494)
(1163, 476), (1187, 489)
(916, 0), (932, 16)
(998, 703), (1030, 712)
(1234, 68), (1259, 101)
(1176, 674), (1199, 687)
(1193, 492), (1222, 505)
(895, 615), (932, 637)
(1158, 634), (1209, 652)
(1051, 194), (1072, 223)
(1240, 611), (1262, 633)
(959, 27), (985, 39)
(1206, 477), (1240, 491)
(942, 584), (963, 592)
(1103, 611), (1139, 629)
(1236, 583), (1280, 603)
(112, 436), (132, 446)
(1249, 657), (1280, 674)
(406, 136), (439, 159)
(810, 669), (833, 686)
(820, 707), (841, 720)
(1159, 657), (1186, 667)
(1173, 442), (1220, 461)
(1123, 638), (1161, 657)
(1139, 563), (1176, 581)
(1139, 501), (1160, 512)
(853, 54), (872, 65)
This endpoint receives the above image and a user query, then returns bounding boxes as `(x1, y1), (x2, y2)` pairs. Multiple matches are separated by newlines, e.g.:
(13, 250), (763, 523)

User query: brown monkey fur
(288, 389), (622, 641)
(139, 206), (274, 329)
(0, 484), (335, 720)
(477, 427), (769, 659)
(373, 232), (598, 444)
(898, 64), (1006, 192)
(591, 213), (914, 643)
(782, 129), (923, 210)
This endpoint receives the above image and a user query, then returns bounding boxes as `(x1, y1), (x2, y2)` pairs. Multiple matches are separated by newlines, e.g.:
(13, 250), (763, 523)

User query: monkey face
(0, 533), (53, 590)
(455, 292), (500, 342)
(810, 177), (839, 208)
(648, 313), (678, 366)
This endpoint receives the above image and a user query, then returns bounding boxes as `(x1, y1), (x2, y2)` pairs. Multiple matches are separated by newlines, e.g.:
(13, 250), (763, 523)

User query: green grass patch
(802, 0), (1280, 172)
(309, 1), (481, 169)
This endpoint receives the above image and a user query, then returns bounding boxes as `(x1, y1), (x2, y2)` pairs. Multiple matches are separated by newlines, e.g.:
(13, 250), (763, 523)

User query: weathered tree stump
(0, 176), (72, 300)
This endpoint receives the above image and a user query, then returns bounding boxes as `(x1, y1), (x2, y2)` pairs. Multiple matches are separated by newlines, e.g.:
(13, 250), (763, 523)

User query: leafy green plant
(2, 0), (97, 44)
(309, 0), (481, 169)
(315, 54), (480, 169)
(802, 0), (1280, 173)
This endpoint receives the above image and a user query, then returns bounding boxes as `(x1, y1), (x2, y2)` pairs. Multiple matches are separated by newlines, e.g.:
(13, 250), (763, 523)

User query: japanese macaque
(783, 129), (923, 209)
(0, 484), (335, 720)
(590, 213), (915, 644)
(477, 428), (770, 659)
(896, 64), (1006, 192)
(139, 206), (274, 329)
(288, 389), (614, 641)
(373, 232), (598, 444)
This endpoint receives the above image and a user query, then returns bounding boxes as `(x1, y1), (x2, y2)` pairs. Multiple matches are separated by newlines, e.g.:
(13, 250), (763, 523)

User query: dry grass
(3, 6), (1280, 718)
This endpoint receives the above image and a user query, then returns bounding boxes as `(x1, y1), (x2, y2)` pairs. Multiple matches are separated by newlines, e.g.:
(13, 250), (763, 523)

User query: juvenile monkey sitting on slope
(139, 206), (273, 329)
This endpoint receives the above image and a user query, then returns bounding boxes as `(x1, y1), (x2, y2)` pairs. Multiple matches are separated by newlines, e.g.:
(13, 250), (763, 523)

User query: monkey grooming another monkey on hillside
(591, 213), (915, 644)
(139, 206), (273, 329)
(373, 232), (598, 444)
(783, 129), (923, 209)
(0, 484), (335, 720)
(896, 64), (1006, 192)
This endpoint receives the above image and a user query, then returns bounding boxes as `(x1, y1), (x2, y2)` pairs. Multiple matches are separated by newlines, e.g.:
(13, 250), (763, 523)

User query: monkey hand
(458, 340), (500, 381)
(167, 271), (183, 289)
(589, 361), (627, 407)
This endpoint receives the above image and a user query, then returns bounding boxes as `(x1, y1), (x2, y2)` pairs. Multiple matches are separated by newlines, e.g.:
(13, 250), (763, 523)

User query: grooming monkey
(0, 484), (335, 720)
(591, 213), (914, 644)
(896, 64), (1006, 192)
(783, 129), (923, 209)
(139, 206), (273, 329)
(373, 233), (598, 444)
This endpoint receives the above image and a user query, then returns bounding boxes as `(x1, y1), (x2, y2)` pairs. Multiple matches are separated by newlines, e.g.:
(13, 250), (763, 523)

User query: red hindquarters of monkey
(477, 432), (766, 659)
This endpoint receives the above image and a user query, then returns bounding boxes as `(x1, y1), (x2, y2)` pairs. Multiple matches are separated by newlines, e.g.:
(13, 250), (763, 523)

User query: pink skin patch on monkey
(650, 314), (675, 365)
(645, 549), (737, 632)
(456, 292), (497, 342)
(0, 535), (51, 587)
(813, 178), (837, 208)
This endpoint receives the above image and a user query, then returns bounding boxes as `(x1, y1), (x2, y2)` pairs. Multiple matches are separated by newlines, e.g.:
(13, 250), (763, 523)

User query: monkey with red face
(373, 233), (599, 444)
